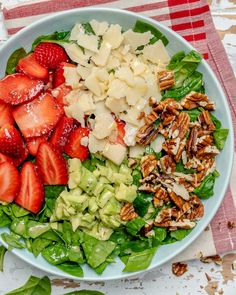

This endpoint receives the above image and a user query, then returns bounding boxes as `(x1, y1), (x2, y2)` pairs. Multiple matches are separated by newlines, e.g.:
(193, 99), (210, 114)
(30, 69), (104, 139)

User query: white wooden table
(0, 1), (236, 294)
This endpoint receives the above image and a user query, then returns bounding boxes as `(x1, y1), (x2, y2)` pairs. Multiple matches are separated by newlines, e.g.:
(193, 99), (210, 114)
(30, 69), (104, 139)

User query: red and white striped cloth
(2, 0), (236, 260)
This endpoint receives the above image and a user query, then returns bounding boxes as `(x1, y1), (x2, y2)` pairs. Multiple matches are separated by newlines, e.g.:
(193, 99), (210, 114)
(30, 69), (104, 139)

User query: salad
(0, 19), (229, 276)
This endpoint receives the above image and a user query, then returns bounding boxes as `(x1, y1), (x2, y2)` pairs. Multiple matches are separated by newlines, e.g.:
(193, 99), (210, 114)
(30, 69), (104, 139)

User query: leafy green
(193, 172), (218, 199)
(170, 229), (192, 241)
(42, 244), (69, 265)
(31, 238), (52, 257)
(0, 245), (6, 271)
(175, 161), (196, 174)
(55, 31), (70, 40)
(153, 227), (167, 242)
(11, 204), (30, 218)
(167, 51), (185, 70)
(5, 276), (51, 295)
(5, 47), (26, 75)
(133, 20), (169, 46)
(132, 169), (142, 187)
(123, 247), (157, 272)
(183, 108), (201, 122)
(82, 154), (105, 172)
(133, 192), (152, 217)
(210, 114), (222, 129)
(64, 290), (105, 295)
(44, 185), (65, 217)
(119, 239), (158, 256)
(109, 229), (130, 244)
(1, 232), (25, 249)
(56, 262), (83, 277)
(82, 23), (95, 35)
(10, 217), (29, 238)
(126, 218), (145, 236)
(213, 129), (229, 150)
(0, 208), (11, 227)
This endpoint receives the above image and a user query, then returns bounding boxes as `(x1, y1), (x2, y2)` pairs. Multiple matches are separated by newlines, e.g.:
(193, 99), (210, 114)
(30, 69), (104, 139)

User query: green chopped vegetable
(5, 275), (51, 295)
(153, 227), (167, 242)
(126, 218), (145, 236)
(5, 47), (26, 75)
(0, 208), (11, 227)
(170, 229), (192, 241)
(132, 169), (142, 187)
(42, 244), (69, 265)
(175, 161), (196, 174)
(213, 129), (229, 150)
(31, 238), (52, 257)
(133, 192), (152, 217)
(183, 108), (201, 122)
(193, 172), (219, 199)
(210, 114), (222, 129)
(56, 262), (84, 277)
(1, 232), (25, 249)
(0, 245), (6, 272)
(167, 51), (185, 70)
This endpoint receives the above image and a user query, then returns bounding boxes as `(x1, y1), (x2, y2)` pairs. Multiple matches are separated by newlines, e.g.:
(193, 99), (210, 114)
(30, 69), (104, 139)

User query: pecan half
(169, 112), (190, 139)
(153, 187), (169, 207)
(197, 134), (213, 149)
(181, 92), (215, 111)
(144, 110), (159, 125)
(154, 98), (182, 113)
(158, 70), (175, 91)
(159, 155), (176, 174)
(196, 145), (219, 160)
(136, 124), (159, 145)
(163, 138), (187, 162)
(187, 126), (199, 155)
(172, 262), (188, 277)
(198, 110), (215, 131)
(185, 195), (204, 220)
(139, 183), (158, 193)
(120, 203), (138, 221)
(168, 191), (184, 209)
(140, 154), (158, 178)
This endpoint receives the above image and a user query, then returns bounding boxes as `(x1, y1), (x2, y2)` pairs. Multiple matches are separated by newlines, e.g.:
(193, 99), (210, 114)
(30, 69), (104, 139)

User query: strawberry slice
(12, 147), (29, 167)
(50, 116), (74, 152)
(36, 142), (68, 185)
(53, 62), (76, 88)
(0, 153), (13, 165)
(51, 83), (71, 106)
(0, 73), (44, 105)
(15, 162), (44, 213)
(0, 102), (14, 127)
(26, 135), (49, 156)
(0, 124), (26, 158)
(34, 42), (69, 70)
(64, 127), (90, 161)
(16, 53), (49, 81)
(0, 161), (20, 203)
(13, 93), (64, 138)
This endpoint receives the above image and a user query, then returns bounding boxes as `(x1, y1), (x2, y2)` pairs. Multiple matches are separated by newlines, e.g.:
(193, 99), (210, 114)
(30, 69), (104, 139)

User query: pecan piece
(196, 145), (219, 160)
(153, 187), (169, 207)
(144, 110), (159, 125)
(197, 134), (213, 149)
(163, 138), (186, 162)
(181, 91), (215, 111)
(158, 70), (175, 91)
(169, 112), (190, 139)
(136, 124), (159, 145)
(198, 110), (215, 131)
(168, 191), (184, 209)
(172, 262), (188, 277)
(140, 154), (158, 178)
(154, 98), (182, 113)
(120, 203), (138, 221)
(187, 126), (199, 155)
(185, 195), (204, 220)
(159, 155), (176, 174)
(139, 183), (158, 193)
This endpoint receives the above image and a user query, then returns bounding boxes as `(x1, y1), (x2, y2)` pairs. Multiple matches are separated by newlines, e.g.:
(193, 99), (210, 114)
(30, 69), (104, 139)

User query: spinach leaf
(0, 245), (6, 271)
(161, 235), (177, 244)
(175, 161), (195, 174)
(5, 276), (51, 295)
(167, 51), (185, 70)
(133, 192), (152, 217)
(123, 247), (157, 272)
(11, 204), (30, 218)
(10, 217), (29, 238)
(183, 108), (201, 122)
(1, 232), (25, 249)
(82, 23), (95, 35)
(27, 221), (50, 239)
(193, 172), (218, 199)
(119, 239), (157, 256)
(170, 229), (192, 241)
(40, 230), (63, 243)
(213, 129), (229, 150)
(210, 114), (221, 129)
(109, 229), (130, 244)
(55, 31), (70, 40)
(44, 185), (65, 217)
(132, 169), (142, 187)
(64, 290), (105, 295)
(56, 262), (83, 277)
(126, 218), (145, 236)
(0, 208), (11, 227)
(82, 234), (116, 268)
(5, 48), (27, 75)
(31, 34), (56, 50)
(153, 227), (167, 242)
(42, 243), (69, 265)
(133, 20), (169, 46)
(68, 245), (84, 264)
(31, 238), (52, 257)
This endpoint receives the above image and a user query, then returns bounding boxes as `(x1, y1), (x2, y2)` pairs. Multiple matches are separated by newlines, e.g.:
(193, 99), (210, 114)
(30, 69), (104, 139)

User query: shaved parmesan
(90, 20), (109, 36)
(129, 145), (145, 158)
(115, 66), (134, 87)
(92, 41), (112, 67)
(107, 79), (128, 99)
(103, 24), (124, 49)
(64, 67), (80, 88)
(93, 113), (115, 139)
(126, 87), (142, 106)
(105, 97), (128, 114)
(142, 40), (170, 64)
(123, 29), (153, 50)
(84, 74), (101, 96)
(172, 183), (190, 200)
(131, 59), (148, 76)
(102, 143), (127, 165)
(150, 135), (165, 153)
(64, 43), (91, 64)
(77, 33), (99, 52)
(74, 91), (95, 114)
(64, 104), (85, 127)
(89, 133), (107, 153)
(77, 65), (91, 80)
(123, 123), (139, 146)
(69, 23), (84, 40)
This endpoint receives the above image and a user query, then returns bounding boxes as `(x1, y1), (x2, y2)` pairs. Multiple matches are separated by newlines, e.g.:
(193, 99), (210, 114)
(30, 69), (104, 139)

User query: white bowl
(0, 7), (234, 281)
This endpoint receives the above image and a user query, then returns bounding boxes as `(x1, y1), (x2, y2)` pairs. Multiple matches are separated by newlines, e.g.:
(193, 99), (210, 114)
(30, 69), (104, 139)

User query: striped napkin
(2, 0), (236, 261)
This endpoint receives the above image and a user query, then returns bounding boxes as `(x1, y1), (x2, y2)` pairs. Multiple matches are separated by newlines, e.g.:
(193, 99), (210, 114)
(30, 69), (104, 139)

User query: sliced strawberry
(13, 93), (64, 138)
(12, 147), (29, 167)
(26, 135), (49, 156)
(16, 53), (49, 81)
(0, 102), (14, 127)
(50, 116), (74, 152)
(0, 73), (44, 105)
(0, 124), (26, 158)
(34, 42), (69, 70)
(36, 142), (68, 185)
(51, 83), (71, 106)
(53, 62), (76, 88)
(0, 153), (13, 165)
(64, 127), (90, 161)
(15, 162), (44, 213)
(0, 161), (20, 203)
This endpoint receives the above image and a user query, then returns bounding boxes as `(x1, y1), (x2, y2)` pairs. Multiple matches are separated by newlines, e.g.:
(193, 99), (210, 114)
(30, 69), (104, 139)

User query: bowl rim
(0, 6), (234, 281)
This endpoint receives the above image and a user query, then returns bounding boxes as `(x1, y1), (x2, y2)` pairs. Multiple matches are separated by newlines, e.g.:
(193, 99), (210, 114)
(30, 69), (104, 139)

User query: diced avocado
(27, 221), (50, 239)
(98, 189), (114, 208)
(70, 213), (96, 231)
(68, 158), (82, 189)
(105, 159), (119, 172)
(78, 167), (97, 195)
(61, 189), (88, 212)
(118, 164), (133, 184)
(93, 176), (109, 197)
(84, 221), (113, 240)
(115, 183), (137, 203)
(10, 218), (28, 238)
(88, 196), (99, 213)
(100, 215), (121, 229)
(100, 197), (121, 215)
(68, 245), (84, 263)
